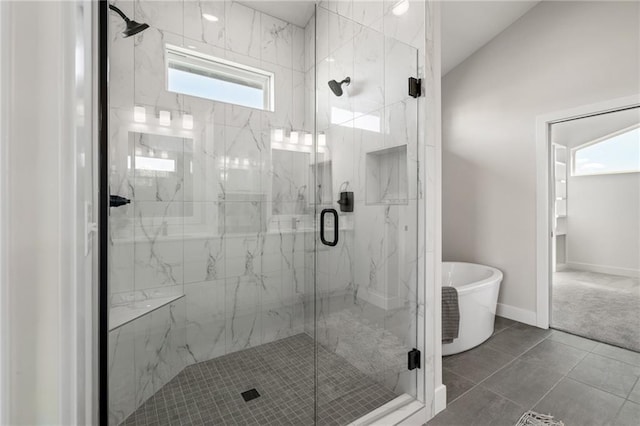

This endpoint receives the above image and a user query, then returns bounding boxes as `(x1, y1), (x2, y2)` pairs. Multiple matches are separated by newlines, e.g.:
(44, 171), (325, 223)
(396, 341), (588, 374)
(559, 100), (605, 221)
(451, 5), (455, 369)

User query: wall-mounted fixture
(408, 77), (421, 98)
(337, 191), (354, 212)
(392, 0), (410, 16)
(133, 106), (146, 123)
(108, 4), (149, 38)
(202, 13), (219, 22)
(328, 77), (351, 97)
(182, 114), (193, 130)
(159, 110), (171, 126)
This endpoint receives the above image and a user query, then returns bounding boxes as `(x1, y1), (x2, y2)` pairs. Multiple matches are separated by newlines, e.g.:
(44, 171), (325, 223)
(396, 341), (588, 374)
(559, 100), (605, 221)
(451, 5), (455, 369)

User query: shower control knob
(110, 195), (131, 208)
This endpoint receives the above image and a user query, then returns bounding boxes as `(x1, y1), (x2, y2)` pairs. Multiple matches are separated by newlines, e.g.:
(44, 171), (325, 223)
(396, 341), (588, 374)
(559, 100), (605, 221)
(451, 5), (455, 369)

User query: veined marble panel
(383, 0), (425, 49)
(133, 201), (184, 289)
(183, 0), (225, 48)
(225, 1), (261, 60)
(109, 1), (134, 108)
(135, 0), (184, 36)
(184, 280), (226, 363)
(353, 25), (385, 116)
(261, 13), (293, 68)
(353, 1), (384, 32)
(108, 320), (135, 426)
(133, 27), (183, 111)
(183, 229), (225, 283)
(133, 299), (186, 408)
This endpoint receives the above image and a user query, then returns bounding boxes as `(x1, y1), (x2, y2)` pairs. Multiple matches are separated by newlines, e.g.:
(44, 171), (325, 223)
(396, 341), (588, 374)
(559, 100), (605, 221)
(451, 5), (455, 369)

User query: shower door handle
(320, 208), (338, 247)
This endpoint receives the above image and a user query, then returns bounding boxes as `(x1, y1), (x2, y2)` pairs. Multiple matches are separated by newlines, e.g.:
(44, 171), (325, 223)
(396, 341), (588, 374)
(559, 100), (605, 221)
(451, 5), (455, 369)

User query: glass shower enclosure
(106, 1), (423, 424)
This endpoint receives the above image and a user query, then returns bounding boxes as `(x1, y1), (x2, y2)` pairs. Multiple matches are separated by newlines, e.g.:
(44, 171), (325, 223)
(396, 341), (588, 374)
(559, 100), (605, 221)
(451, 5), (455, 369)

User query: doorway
(547, 106), (640, 351)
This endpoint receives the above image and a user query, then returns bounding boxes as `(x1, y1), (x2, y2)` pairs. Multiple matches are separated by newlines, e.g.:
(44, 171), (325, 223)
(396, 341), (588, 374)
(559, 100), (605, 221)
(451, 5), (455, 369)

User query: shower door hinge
(408, 77), (421, 98)
(407, 348), (421, 370)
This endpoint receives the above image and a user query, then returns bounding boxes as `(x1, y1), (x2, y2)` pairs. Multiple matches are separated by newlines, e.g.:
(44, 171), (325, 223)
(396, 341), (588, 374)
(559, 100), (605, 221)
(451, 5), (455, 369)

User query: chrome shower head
(109, 4), (149, 38)
(328, 77), (351, 97)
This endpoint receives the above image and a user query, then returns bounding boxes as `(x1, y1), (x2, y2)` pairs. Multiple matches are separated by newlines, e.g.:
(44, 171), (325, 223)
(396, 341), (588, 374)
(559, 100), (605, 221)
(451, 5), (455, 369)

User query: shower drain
(241, 388), (261, 402)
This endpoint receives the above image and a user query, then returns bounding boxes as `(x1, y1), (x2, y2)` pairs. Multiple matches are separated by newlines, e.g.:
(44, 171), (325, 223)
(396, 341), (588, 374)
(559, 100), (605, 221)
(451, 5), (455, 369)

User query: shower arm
(109, 4), (131, 23)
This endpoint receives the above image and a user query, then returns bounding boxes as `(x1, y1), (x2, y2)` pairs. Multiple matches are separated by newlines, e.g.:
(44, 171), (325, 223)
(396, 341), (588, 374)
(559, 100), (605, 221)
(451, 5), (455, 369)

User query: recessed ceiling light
(202, 13), (219, 22)
(392, 0), (409, 16)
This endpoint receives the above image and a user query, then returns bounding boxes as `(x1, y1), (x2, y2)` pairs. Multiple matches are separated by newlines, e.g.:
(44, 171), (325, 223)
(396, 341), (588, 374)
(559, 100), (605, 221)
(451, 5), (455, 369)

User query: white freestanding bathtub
(442, 262), (503, 356)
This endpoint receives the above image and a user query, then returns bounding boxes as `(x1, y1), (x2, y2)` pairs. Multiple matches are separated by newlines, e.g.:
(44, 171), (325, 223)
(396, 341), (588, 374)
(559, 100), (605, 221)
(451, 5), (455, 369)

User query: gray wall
(442, 1), (640, 314)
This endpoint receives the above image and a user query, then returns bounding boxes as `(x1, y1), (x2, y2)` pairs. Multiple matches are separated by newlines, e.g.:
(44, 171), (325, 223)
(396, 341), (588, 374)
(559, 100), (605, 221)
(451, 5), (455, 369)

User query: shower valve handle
(110, 195), (131, 208)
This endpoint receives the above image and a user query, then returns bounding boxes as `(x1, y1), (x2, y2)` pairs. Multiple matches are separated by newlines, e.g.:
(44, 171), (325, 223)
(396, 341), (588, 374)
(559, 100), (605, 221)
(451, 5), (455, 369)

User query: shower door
(105, 1), (420, 425)
(312, 3), (420, 421)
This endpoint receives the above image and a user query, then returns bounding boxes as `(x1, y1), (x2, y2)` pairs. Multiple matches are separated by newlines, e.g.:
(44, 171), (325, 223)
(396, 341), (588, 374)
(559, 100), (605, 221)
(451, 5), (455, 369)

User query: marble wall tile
(327, 0), (354, 20)
(183, 0), (225, 48)
(133, 299), (186, 407)
(183, 231), (225, 283)
(352, 110), (385, 201)
(109, 1), (135, 108)
(223, 125), (265, 194)
(108, 321), (136, 426)
(352, 1), (384, 32)
(329, 10), (356, 55)
(110, 240), (135, 295)
(292, 25), (306, 72)
(383, 0), (425, 49)
(264, 64), (294, 130)
(225, 1), (261, 59)
(184, 280), (226, 363)
(384, 37), (417, 107)
(353, 26), (385, 116)
(134, 201), (184, 289)
(225, 234), (264, 277)
(325, 122), (355, 197)
(292, 71), (306, 130)
(134, 27), (183, 111)
(131, 132), (186, 202)
(184, 123), (225, 203)
(135, 0), (184, 35)
(328, 41), (355, 122)
(304, 17), (316, 73)
(261, 13), (293, 68)
(225, 275), (262, 352)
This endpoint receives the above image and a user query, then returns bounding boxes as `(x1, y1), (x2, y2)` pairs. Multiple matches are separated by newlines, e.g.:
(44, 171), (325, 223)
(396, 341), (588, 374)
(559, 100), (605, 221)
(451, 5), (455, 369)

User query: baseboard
(566, 262), (639, 278)
(496, 303), (537, 326)
(434, 384), (447, 414)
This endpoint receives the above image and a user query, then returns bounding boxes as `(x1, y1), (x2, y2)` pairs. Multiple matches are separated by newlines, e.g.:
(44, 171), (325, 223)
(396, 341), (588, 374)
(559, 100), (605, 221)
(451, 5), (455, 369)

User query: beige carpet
(552, 269), (640, 352)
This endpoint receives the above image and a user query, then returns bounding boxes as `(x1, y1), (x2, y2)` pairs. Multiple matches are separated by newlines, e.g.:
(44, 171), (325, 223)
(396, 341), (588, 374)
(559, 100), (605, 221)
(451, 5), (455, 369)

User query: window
(165, 44), (274, 111)
(572, 125), (640, 176)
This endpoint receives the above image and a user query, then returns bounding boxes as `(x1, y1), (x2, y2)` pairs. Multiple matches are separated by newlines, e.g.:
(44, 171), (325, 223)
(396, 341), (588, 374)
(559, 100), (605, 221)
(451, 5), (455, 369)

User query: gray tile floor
(122, 334), (397, 426)
(430, 317), (640, 426)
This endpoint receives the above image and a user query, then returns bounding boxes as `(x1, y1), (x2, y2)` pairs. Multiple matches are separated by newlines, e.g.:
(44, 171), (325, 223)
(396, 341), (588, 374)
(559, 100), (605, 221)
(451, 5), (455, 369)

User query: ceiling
(238, 1), (542, 75)
(441, 1), (540, 76)
(552, 107), (640, 149)
(238, 1), (315, 27)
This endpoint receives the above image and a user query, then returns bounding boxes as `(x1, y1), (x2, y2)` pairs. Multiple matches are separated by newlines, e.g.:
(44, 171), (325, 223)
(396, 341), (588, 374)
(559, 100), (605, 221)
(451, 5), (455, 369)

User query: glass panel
(107, 1), (421, 424)
(107, 1), (316, 424)
(313, 3), (419, 423)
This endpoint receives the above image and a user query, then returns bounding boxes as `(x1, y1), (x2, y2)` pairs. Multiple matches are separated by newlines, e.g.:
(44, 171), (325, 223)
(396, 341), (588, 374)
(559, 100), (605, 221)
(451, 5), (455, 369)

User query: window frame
(165, 44), (275, 112)
(570, 123), (640, 177)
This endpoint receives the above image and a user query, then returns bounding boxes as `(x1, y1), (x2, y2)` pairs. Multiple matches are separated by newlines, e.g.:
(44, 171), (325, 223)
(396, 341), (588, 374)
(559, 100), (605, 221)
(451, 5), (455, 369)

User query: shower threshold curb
(348, 393), (423, 426)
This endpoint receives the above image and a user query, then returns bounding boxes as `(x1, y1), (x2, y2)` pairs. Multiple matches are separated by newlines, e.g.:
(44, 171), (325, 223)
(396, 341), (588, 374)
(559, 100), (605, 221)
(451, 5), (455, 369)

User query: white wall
(567, 172), (640, 276)
(2, 1), (98, 424)
(442, 1), (640, 315)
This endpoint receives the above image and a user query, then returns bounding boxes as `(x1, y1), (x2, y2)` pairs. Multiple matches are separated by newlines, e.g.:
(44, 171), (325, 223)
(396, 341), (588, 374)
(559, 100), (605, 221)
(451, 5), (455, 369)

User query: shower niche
(365, 144), (409, 205)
